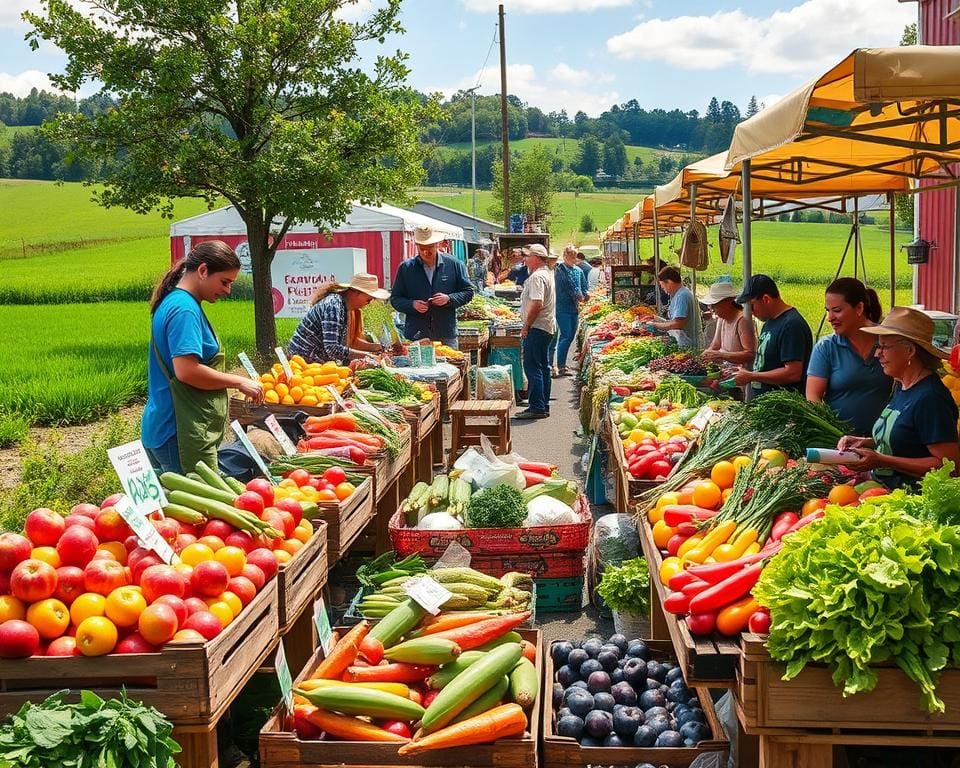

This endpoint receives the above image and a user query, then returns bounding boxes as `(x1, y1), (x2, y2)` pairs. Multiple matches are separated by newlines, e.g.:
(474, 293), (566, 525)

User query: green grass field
(435, 137), (686, 168)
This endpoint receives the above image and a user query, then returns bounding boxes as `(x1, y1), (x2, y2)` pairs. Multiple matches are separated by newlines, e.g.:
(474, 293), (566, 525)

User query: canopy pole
(653, 203), (662, 316)
(689, 184), (698, 298)
(633, 223), (639, 267)
(888, 192), (896, 311)
(741, 160), (754, 402)
(853, 197), (860, 281)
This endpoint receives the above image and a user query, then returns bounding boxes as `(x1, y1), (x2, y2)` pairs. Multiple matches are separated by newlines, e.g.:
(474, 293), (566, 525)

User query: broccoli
(465, 484), (527, 529)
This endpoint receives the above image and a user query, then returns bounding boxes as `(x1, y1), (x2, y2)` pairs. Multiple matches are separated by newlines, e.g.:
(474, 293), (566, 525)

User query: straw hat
(861, 306), (948, 359)
(414, 225), (446, 246)
(335, 273), (390, 300)
(699, 281), (740, 306)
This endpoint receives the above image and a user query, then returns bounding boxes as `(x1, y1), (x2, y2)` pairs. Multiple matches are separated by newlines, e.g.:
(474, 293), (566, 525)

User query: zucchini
(165, 490), (276, 537)
(384, 637), (461, 665)
(294, 685), (425, 721)
(224, 475), (246, 495)
(367, 598), (427, 649)
(195, 460), (235, 495)
(509, 657), (539, 708)
(425, 651), (486, 690)
(430, 568), (504, 592)
(451, 675), (509, 723)
(161, 503), (206, 526)
(160, 473), (237, 506)
(475, 631), (522, 652)
(420, 642), (522, 733)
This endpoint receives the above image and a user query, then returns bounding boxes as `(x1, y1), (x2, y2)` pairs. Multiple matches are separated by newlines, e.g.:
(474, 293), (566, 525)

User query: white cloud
(335, 0), (377, 22)
(0, 1), (38, 29)
(0, 69), (63, 96)
(606, 0), (915, 75)
(550, 63), (613, 87)
(461, 0), (632, 13)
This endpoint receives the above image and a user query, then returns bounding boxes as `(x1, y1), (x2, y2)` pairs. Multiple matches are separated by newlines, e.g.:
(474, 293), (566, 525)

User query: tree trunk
(244, 216), (278, 361)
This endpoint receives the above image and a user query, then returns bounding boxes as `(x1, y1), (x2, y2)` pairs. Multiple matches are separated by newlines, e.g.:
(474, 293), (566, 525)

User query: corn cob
(446, 477), (472, 519)
(430, 567), (504, 592)
(500, 572), (534, 591)
(401, 482), (431, 525)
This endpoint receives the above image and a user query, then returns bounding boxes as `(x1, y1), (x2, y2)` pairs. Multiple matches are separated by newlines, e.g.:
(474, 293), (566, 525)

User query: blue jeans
(548, 329), (558, 368)
(522, 328), (552, 414)
(556, 311), (579, 368)
(145, 434), (182, 474)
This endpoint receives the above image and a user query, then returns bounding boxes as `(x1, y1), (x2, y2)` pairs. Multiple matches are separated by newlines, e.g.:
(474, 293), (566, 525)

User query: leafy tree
(706, 97), (722, 122)
(602, 137), (628, 178)
(573, 135), (601, 177)
(746, 95), (759, 118)
(27, 0), (435, 357)
(489, 144), (555, 224)
(579, 213), (595, 233)
(554, 170), (594, 193)
(902, 23), (917, 46)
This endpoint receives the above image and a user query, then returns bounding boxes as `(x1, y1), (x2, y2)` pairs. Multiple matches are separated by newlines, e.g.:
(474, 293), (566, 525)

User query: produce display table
(352, 425), (413, 554)
(276, 519), (329, 633)
(401, 393), (441, 485)
(228, 395), (330, 426)
(432, 367), (464, 467)
(457, 325), (490, 371)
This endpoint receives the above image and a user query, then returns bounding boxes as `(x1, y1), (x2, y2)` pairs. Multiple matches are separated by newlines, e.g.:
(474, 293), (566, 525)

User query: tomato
(316, 489), (338, 502)
(334, 482), (355, 501)
(748, 609), (771, 635)
(801, 497), (827, 517)
(288, 469), (311, 487)
(686, 612), (716, 636)
(306, 477), (322, 490)
(649, 460), (672, 478)
(323, 467), (347, 486)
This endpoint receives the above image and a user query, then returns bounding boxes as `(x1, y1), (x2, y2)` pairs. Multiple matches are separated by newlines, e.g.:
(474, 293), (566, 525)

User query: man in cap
(517, 243), (556, 419)
(391, 226), (474, 348)
(733, 274), (812, 394)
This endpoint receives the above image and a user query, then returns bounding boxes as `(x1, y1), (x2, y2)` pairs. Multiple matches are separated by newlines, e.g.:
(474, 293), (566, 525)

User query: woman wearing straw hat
(836, 307), (959, 488)
(288, 273), (391, 365)
(699, 281), (756, 368)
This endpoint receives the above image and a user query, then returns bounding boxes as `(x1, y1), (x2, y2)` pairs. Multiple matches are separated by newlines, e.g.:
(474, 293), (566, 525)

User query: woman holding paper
(142, 241), (264, 475)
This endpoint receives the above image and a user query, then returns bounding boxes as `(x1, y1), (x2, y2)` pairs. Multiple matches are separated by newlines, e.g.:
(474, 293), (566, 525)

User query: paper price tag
(114, 496), (175, 564)
(313, 597), (333, 656)
(265, 414), (297, 456)
(325, 384), (350, 411)
(231, 420), (273, 479)
(402, 575), (452, 615)
(274, 347), (294, 381)
(275, 642), (294, 714)
(237, 352), (259, 380)
(348, 384), (391, 427)
(107, 441), (167, 516)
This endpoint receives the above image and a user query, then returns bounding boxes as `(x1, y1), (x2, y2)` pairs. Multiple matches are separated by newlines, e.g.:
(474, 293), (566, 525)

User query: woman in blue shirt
(142, 241), (263, 474)
(807, 278), (891, 435)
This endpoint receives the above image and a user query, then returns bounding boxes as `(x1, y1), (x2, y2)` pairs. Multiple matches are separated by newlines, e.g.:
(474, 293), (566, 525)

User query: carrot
(521, 470), (551, 488)
(427, 612), (532, 651)
(309, 621), (369, 680)
(412, 612), (494, 637)
(303, 707), (409, 742)
(305, 436), (377, 453)
(517, 461), (556, 475)
(305, 413), (357, 432)
(520, 640), (537, 663)
(398, 703), (527, 756)
(321, 429), (384, 448)
(346, 662), (437, 683)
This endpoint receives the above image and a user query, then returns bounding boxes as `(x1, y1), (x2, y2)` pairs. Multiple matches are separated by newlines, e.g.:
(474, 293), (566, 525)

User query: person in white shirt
(516, 244), (556, 420)
(587, 256), (607, 292)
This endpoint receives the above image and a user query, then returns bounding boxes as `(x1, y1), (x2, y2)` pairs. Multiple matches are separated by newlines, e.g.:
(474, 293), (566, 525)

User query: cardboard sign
(402, 575), (452, 615)
(274, 347), (294, 381)
(113, 496), (174, 564)
(230, 420), (273, 479)
(265, 414), (297, 456)
(107, 441), (167, 516)
(275, 642), (294, 713)
(237, 352), (259, 379)
(313, 597), (333, 656)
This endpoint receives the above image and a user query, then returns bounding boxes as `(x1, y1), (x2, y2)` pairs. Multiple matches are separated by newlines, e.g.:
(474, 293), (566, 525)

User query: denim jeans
(548, 329), (558, 368)
(522, 327), (552, 414)
(145, 434), (182, 474)
(556, 311), (579, 368)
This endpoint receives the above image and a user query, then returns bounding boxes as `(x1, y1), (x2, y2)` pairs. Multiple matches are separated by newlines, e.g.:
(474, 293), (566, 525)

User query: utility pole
(498, 3), (510, 232)
(466, 85), (480, 221)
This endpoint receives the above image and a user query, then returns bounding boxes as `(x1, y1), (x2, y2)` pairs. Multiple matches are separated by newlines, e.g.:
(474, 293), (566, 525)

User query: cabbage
(524, 495), (578, 527)
(418, 512), (463, 530)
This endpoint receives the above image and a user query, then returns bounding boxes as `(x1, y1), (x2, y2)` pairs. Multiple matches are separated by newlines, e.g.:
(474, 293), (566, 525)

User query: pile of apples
(0, 484), (310, 658)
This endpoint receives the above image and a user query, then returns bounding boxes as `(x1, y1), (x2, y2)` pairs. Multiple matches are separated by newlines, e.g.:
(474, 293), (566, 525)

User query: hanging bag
(679, 218), (709, 271)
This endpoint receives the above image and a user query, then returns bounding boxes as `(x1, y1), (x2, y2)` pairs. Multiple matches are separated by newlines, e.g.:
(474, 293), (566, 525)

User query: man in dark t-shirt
(733, 274), (812, 395)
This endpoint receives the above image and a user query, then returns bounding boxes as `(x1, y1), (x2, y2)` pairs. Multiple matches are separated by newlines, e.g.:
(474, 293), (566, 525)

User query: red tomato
(649, 460), (672, 478)
(686, 612), (716, 635)
(306, 477), (322, 490)
(289, 469), (311, 487)
(748, 609), (771, 634)
(323, 467), (347, 486)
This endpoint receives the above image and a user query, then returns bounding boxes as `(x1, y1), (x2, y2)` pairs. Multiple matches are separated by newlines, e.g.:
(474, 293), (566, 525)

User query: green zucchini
(367, 598), (427, 649)
(160, 503), (206, 526)
(294, 685), (425, 721)
(224, 475), (246, 495)
(384, 637), (461, 665)
(195, 460), (235, 495)
(160, 473), (237, 506)
(426, 651), (486, 690)
(474, 631), (522, 652)
(509, 657), (539, 708)
(451, 675), (509, 723)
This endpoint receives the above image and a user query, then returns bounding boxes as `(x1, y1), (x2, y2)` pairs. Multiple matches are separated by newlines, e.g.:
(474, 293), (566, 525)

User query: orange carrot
(413, 612), (494, 637)
(346, 662), (437, 683)
(398, 703), (527, 756)
(427, 612), (531, 651)
(304, 707), (409, 742)
(304, 413), (357, 432)
(520, 640), (536, 663)
(311, 620), (369, 680)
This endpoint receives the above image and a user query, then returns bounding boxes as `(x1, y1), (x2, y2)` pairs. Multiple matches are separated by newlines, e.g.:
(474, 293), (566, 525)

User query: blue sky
(0, 0), (918, 119)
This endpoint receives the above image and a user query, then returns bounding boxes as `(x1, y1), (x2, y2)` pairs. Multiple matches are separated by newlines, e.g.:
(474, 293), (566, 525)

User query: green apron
(151, 323), (228, 473)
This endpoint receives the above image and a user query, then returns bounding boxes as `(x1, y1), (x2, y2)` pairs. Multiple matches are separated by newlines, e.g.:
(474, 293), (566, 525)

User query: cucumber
(509, 656), (539, 708)
(224, 476), (246, 495)
(161, 503), (206, 526)
(367, 598), (427, 649)
(451, 675), (509, 723)
(384, 637), (461, 665)
(426, 651), (486, 690)
(160, 473), (237, 506)
(195, 461), (235, 494)
(420, 642), (522, 733)
(474, 631), (522, 652)
(294, 685), (425, 721)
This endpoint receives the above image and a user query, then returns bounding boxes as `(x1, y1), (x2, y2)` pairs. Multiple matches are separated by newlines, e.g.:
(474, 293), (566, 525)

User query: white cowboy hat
(414, 225), (447, 246)
(335, 273), (390, 300)
(699, 281), (740, 306)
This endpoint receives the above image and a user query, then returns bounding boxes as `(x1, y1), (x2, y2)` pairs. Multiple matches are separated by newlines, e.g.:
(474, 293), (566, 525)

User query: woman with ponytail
(142, 240), (264, 473)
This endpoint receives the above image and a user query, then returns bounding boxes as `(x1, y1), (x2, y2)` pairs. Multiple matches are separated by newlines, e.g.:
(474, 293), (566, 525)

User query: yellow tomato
(659, 556), (684, 586)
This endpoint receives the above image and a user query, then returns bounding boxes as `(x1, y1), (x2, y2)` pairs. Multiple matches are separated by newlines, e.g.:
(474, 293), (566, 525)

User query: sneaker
(514, 409), (549, 420)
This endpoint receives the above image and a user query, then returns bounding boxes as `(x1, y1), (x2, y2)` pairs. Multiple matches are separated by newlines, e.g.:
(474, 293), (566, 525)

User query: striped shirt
(288, 292), (350, 363)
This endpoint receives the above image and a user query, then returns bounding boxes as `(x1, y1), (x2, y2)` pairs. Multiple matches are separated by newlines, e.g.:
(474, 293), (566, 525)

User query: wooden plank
(314, 478), (375, 563)
(276, 520), (328, 632)
(760, 738), (833, 768)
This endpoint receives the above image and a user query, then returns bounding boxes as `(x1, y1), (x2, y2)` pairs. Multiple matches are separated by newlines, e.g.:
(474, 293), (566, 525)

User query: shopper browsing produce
(587, 256), (607, 292)
(553, 246), (588, 376)
(650, 266), (702, 350)
(698, 281), (756, 367)
(806, 278), (891, 436)
(287, 274), (391, 365)
(142, 241), (264, 474)
(837, 307), (959, 488)
(517, 244), (557, 420)
(733, 274), (812, 394)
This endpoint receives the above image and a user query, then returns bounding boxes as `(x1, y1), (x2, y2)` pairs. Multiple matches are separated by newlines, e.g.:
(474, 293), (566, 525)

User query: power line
(475, 23), (498, 91)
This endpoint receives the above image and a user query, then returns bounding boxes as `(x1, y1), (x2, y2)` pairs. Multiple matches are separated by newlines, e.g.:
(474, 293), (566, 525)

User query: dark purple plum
(557, 715), (584, 740)
(587, 670), (612, 694)
(633, 725), (657, 746)
(592, 692), (615, 712)
(566, 648), (589, 671)
(584, 709), (613, 739)
(610, 681), (638, 706)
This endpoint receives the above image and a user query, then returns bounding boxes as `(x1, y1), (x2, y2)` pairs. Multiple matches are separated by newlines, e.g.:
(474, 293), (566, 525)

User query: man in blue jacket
(391, 226), (474, 348)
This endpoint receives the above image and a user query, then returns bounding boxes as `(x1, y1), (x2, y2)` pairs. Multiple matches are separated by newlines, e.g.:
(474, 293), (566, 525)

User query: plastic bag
(453, 446), (525, 490)
(593, 513), (640, 567)
(476, 364), (514, 400)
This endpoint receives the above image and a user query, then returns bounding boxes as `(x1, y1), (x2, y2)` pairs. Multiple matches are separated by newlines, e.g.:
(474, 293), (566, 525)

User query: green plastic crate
(535, 577), (584, 613)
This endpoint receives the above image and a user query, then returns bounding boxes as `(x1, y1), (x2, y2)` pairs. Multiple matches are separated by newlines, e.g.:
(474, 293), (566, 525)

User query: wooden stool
(448, 399), (513, 468)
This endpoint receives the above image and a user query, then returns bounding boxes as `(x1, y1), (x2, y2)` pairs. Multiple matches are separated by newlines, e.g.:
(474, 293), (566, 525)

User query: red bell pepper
(662, 504), (718, 526)
(517, 461), (556, 475)
(782, 509), (825, 537)
(664, 592), (690, 615)
(688, 562), (763, 614)
(769, 511), (799, 542)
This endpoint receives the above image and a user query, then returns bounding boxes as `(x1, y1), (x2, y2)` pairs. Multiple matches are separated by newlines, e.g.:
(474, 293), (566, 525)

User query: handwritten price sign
(107, 441), (167, 516)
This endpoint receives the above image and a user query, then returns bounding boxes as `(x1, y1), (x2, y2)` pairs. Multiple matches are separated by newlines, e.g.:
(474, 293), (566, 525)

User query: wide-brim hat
(861, 306), (948, 359)
(414, 225), (446, 246)
(335, 273), (390, 300)
(699, 281), (740, 306)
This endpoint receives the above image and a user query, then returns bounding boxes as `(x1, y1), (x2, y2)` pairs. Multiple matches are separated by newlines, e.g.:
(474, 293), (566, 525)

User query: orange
(652, 519), (677, 549)
(692, 480), (723, 510)
(97, 541), (128, 565)
(827, 484), (859, 507)
(70, 592), (107, 627)
(655, 491), (680, 511)
(293, 523), (312, 544)
(289, 386), (304, 402)
(75, 616), (118, 656)
(280, 538), (304, 555)
(264, 390), (280, 404)
(281, 395), (296, 405)
(721, 488), (734, 503)
(214, 546), (247, 577)
(334, 482), (355, 501)
(316, 489), (337, 502)
(710, 461), (736, 490)
(30, 546), (61, 568)
(273, 549), (292, 565)
(658, 556), (684, 586)
(180, 543), (215, 566)
(676, 489), (694, 506)
(801, 497), (828, 517)
(207, 601), (234, 627)
(104, 586), (147, 628)
(300, 395), (319, 406)
(0, 595), (26, 623)
(26, 598), (70, 639)
(275, 383), (289, 399)
(219, 591), (243, 618)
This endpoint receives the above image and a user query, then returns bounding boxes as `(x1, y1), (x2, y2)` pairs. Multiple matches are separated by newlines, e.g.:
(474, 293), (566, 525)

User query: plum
(556, 665), (578, 687)
(557, 715), (584, 740)
(643, 705), (668, 721)
(557, 707), (572, 720)
(552, 683), (564, 708)
(582, 638), (603, 658)
(655, 730), (684, 747)
(579, 736), (603, 747)
(607, 633), (628, 653)
(564, 688), (595, 718)
(646, 660), (666, 682)
(677, 706), (705, 726)
(622, 658), (646, 687)
(639, 689), (666, 710)
(646, 714), (671, 735)
(571, 680), (589, 691)
(626, 639), (650, 660)
(665, 665), (685, 685)
(680, 721), (711, 746)
(667, 680), (693, 703)
(600, 643), (622, 659)
(603, 734), (625, 747)
(592, 692), (615, 712)
(610, 681), (638, 706)
(610, 668), (625, 685)
(612, 705), (642, 739)
(579, 659), (603, 678)
(587, 670), (612, 694)
(583, 709), (613, 739)
(597, 650), (619, 672)
(551, 641), (574, 667)
(633, 725), (657, 746)
(566, 648), (589, 671)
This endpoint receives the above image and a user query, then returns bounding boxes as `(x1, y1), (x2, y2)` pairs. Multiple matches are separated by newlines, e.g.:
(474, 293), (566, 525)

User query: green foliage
(895, 193), (915, 230)
(0, 412), (29, 448)
(0, 689), (180, 768)
(579, 213), (595, 233)
(489, 144), (555, 224)
(597, 557), (649, 614)
(920, 460), (960, 525)
(465, 484), (526, 529)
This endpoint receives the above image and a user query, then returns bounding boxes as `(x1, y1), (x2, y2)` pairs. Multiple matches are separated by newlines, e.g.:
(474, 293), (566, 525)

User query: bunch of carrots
(297, 412), (385, 463)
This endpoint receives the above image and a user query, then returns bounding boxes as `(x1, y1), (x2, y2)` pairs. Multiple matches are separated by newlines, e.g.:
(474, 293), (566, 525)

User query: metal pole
(653, 204), (662, 316)
(741, 160), (754, 402)
(689, 184), (698, 297)
(470, 88), (478, 220)
(498, 5), (510, 232)
(853, 197), (860, 280)
(888, 192), (896, 310)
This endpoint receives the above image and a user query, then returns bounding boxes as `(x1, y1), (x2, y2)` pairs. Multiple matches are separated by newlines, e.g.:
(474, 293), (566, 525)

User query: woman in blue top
(837, 307), (959, 489)
(142, 241), (263, 474)
(806, 278), (891, 436)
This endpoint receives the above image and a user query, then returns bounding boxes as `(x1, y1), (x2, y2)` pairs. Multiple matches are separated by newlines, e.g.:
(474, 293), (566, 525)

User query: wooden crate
(355, 425), (413, 504)
(637, 513), (740, 684)
(435, 368), (465, 418)
(0, 576), (279, 724)
(402, 393), (441, 446)
(542, 638), (729, 768)
(259, 628), (542, 768)
(314, 478), (375, 563)
(229, 396), (330, 426)
(277, 519), (329, 632)
(737, 632), (960, 734)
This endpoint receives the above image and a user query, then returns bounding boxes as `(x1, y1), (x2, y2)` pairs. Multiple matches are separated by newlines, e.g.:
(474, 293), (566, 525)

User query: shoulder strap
(152, 337), (173, 382)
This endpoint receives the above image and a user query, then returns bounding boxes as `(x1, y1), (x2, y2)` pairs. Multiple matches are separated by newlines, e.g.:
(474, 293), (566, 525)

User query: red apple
(24, 508), (65, 547)
(175, 533), (198, 552)
(130, 552), (163, 584)
(154, 595), (188, 626)
(0, 619), (42, 658)
(153, 518), (181, 545)
(140, 564), (185, 603)
(177, 523), (199, 537)
(10, 559), (57, 602)
(115, 632), (158, 654)
(0, 533), (32, 572)
(84, 559), (130, 596)
(123, 535), (141, 553)
(182, 611), (223, 640)
(70, 503), (100, 520)
(274, 498), (304, 526)
(100, 493), (124, 509)
(223, 531), (256, 553)
(234, 491), (265, 516)
(293, 709), (324, 740)
(138, 603), (179, 645)
(247, 549), (278, 582)
(0, 571), (9, 595)
(56, 526), (99, 567)
(201, 519), (235, 540)
(245, 478), (275, 508)
(53, 566), (86, 605)
(381, 720), (412, 739)
(191, 561), (230, 598)
(227, 576), (257, 606)
(94, 507), (132, 542)
(46, 635), (79, 656)
(171, 628), (206, 643)
(183, 597), (209, 617)
(64, 515), (97, 532)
